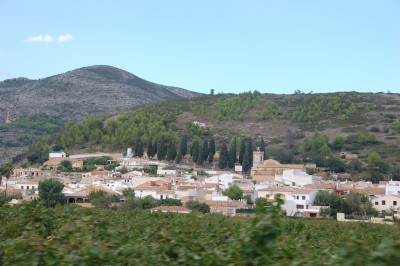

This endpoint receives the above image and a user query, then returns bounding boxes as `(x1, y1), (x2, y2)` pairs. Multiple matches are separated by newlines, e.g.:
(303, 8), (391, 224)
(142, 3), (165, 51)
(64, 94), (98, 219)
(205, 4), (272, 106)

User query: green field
(1, 203), (400, 265)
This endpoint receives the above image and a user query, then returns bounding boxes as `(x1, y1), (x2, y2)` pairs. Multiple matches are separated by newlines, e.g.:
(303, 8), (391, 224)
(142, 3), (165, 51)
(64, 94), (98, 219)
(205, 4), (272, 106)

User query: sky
(0, 0), (399, 94)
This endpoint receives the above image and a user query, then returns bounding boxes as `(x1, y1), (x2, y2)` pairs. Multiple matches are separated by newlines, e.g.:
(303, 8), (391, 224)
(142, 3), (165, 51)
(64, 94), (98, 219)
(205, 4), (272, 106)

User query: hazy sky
(0, 1), (399, 94)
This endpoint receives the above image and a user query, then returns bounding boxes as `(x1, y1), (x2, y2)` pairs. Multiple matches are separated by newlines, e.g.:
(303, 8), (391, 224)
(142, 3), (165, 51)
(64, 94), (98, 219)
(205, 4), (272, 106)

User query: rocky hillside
(0, 65), (202, 121)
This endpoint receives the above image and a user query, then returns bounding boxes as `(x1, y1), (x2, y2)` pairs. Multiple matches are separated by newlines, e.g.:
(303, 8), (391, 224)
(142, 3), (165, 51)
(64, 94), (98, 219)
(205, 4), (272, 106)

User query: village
(1, 147), (399, 222)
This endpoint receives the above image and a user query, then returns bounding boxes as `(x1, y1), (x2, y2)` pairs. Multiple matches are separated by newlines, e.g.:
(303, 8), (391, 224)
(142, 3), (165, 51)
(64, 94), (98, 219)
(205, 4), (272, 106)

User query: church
(251, 150), (305, 183)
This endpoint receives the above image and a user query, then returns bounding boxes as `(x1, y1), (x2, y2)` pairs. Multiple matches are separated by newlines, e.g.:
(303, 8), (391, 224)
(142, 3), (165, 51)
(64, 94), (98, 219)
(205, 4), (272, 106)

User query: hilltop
(0, 65), (202, 121)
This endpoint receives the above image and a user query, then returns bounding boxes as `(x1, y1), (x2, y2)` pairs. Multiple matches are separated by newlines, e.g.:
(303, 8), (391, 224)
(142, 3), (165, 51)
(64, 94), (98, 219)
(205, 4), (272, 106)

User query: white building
(49, 151), (66, 158)
(385, 181), (400, 196)
(283, 189), (319, 217)
(275, 169), (321, 187)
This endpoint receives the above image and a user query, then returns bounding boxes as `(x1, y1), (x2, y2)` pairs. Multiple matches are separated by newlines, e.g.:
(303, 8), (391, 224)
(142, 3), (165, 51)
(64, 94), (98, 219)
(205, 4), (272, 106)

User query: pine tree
(228, 137), (237, 169)
(153, 142), (158, 157)
(239, 138), (245, 165)
(180, 135), (188, 157)
(218, 142), (228, 169)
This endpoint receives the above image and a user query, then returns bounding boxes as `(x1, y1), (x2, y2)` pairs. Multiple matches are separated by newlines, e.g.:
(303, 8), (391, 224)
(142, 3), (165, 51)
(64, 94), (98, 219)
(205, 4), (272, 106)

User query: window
(296, 196), (299, 199)
(302, 196), (306, 200)
(21, 186), (24, 189)
(27, 186), (29, 189)
(375, 202), (378, 205)
(382, 200), (386, 205)
(394, 201), (397, 206)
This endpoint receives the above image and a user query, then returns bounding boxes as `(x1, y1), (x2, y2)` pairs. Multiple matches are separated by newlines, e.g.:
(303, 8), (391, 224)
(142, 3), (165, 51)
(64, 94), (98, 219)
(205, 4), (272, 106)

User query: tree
(175, 151), (182, 164)
(239, 138), (245, 165)
(208, 137), (216, 157)
(218, 142), (228, 169)
(157, 138), (166, 161)
(202, 139), (209, 161)
(166, 142), (177, 161)
(147, 141), (154, 158)
(286, 128), (295, 149)
(242, 144), (251, 173)
(0, 162), (14, 196)
(58, 160), (73, 172)
(228, 138), (237, 169)
(89, 190), (120, 209)
(260, 137), (266, 152)
(122, 188), (135, 198)
(38, 179), (66, 207)
(191, 139), (200, 163)
(248, 138), (253, 166)
(255, 197), (269, 214)
(223, 184), (243, 200)
(159, 198), (182, 206)
(141, 195), (158, 209)
(186, 200), (210, 213)
(180, 135), (188, 157)
(210, 89), (215, 96)
(368, 151), (382, 168)
(320, 144), (331, 157)
(135, 142), (144, 157)
(196, 143), (204, 165)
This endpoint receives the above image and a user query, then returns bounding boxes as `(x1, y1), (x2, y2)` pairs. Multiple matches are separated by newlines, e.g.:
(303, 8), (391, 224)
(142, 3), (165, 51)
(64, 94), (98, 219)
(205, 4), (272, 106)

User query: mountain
(0, 65), (202, 121)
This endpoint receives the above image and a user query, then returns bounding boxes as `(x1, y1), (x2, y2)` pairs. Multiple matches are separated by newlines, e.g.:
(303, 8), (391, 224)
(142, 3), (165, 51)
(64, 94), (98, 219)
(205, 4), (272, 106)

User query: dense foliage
(1, 203), (400, 265)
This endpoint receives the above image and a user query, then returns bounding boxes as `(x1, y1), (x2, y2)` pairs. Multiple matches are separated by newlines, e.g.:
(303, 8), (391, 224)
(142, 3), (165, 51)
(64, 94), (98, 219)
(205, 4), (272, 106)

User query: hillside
(23, 91), (400, 182)
(0, 65), (202, 121)
(0, 65), (202, 163)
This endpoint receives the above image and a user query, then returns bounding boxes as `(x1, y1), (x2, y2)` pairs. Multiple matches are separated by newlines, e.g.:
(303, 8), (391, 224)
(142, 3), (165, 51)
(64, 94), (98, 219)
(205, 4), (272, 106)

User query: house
(205, 200), (247, 215)
(275, 169), (321, 187)
(49, 151), (67, 158)
(371, 195), (400, 214)
(150, 206), (192, 214)
(13, 168), (43, 178)
(385, 181), (400, 196)
(256, 186), (295, 200)
(283, 189), (320, 217)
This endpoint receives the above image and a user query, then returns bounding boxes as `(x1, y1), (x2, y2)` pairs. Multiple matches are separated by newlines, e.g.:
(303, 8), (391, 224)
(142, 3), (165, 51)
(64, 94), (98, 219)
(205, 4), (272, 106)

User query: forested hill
(0, 65), (202, 121)
(26, 91), (400, 182)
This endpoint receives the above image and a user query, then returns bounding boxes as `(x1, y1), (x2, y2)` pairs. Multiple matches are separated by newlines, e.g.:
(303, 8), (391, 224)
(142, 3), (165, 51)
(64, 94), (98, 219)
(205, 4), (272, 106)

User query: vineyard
(1, 203), (400, 265)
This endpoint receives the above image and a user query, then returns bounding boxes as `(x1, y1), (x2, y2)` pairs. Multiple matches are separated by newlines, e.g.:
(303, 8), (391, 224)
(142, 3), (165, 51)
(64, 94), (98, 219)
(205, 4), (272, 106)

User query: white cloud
(57, 34), (73, 42)
(25, 34), (53, 42)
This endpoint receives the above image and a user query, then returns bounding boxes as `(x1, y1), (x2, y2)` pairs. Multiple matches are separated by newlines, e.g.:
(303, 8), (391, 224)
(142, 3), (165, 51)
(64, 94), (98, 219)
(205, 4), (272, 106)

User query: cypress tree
(202, 139), (209, 161)
(175, 151), (182, 164)
(191, 139), (200, 163)
(239, 138), (245, 165)
(248, 138), (253, 166)
(208, 152), (214, 163)
(147, 141), (153, 158)
(167, 142), (177, 161)
(157, 138), (166, 161)
(209, 138), (216, 157)
(136, 142), (144, 157)
(197, 143), (204, 165)
(228, 137), (237, 169)
(218, 142), (228, 169)
(260, 137), (265, 152)
(180, 135), (188, 157)
(153, 142), (158, 157)
(242, 144), (251, 172)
